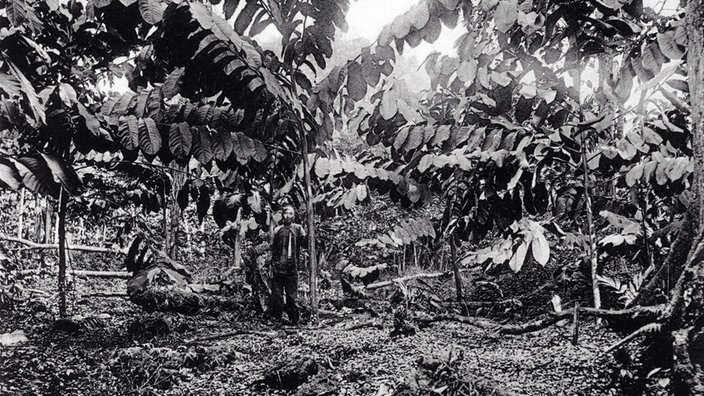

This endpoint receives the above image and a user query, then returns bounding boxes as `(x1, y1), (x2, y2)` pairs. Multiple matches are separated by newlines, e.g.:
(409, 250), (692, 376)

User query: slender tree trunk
(168, 164), (186, 260)
(16, 190), (24, 239)
(57, 189), (68, 317)
(163, 183), (169, 254)
(34, 196), (41, 242)
(299, 129), (318, 323)
(44, 197), (54, 244)
(450, 236), (463, 301)
(184, 217), (193, 261)
(233, 226), (242, 269)
(573, 44), (601, 321)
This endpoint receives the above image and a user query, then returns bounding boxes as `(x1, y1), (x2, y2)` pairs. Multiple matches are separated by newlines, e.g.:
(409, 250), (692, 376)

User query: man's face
(282, 207), (294, 224)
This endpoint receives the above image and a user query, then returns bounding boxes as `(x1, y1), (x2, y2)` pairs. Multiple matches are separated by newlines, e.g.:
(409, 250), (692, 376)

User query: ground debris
(260, 353), (319, 390)
(395, 352), (517, 396)
(295, 371), (340, 395)
(130, 288), (244, 315)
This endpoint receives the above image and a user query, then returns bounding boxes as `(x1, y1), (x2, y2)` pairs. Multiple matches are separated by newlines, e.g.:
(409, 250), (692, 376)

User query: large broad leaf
(211, 130), (233, 161)
(403, 126), (424, 152)
(15, 156), (60, 198)
(379, 91), (398, 120)
(233, 132), (255, 165)
(530, 229), (550, 266)
(169, 122), (192, 164)
(6, 59), (44, 124)
(0, 157), (21, 190)
(494, 0), (518, 33)
(76, 103), (102, 136)
(138, 118), (162, 156)
(247, 191), (262, 213)
(162, 68), (184, 99)
(411, 2), (430, 29)
(657, 32), (684, 60)
(0, 72), (22, 98)
(5, 0), (43, 34)
(347, 61), (367, 101)
(139, 0), (163, 24)
(223, 0), (240, 19)
(234, 0), (259, 34)
(39, 153), (83, 196)
(508, 241), (528, 272)
(192, 126), (213, 164)
(119, 115), (140, 151)
(111, 91), (136, 116)
(457, 60), (477, 83)
(343, 263), (387, 286)
(252, 138), (267, 162)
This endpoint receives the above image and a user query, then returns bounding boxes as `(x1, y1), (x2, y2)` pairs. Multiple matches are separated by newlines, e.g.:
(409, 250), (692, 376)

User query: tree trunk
(44, 197), (54, 244)
(450, 236), (463, 301)
(57, 189), (68, 317)
(671, 2), (704, 394)
(166, 164), (186, 260)
(17, 190), (24, 239)
(34, 196), (42, 242)
(690, 0), (704, 226)
(299, 130), (318, 324)
(574, 51), (602, 320)
(233, 226), (242, 269)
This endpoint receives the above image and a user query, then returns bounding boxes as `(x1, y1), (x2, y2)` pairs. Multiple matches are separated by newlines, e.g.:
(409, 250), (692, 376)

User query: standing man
(269, 205), (306, 325)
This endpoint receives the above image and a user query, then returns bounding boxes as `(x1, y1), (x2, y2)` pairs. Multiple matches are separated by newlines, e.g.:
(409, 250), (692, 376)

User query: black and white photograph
(0, 0), (702, 394)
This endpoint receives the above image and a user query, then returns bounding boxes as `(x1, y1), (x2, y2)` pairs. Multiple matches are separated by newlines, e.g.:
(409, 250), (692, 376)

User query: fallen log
(418, 314), (498, 330)
(0, 235), (126, 255)
(362, 269), (463, 290)
(20, 269), (131, 278)
(420, 305), (667, 335)
(82, 292), (129, 298)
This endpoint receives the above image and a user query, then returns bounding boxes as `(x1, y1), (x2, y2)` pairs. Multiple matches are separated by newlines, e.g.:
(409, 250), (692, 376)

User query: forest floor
(0, 275), (652, 396)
